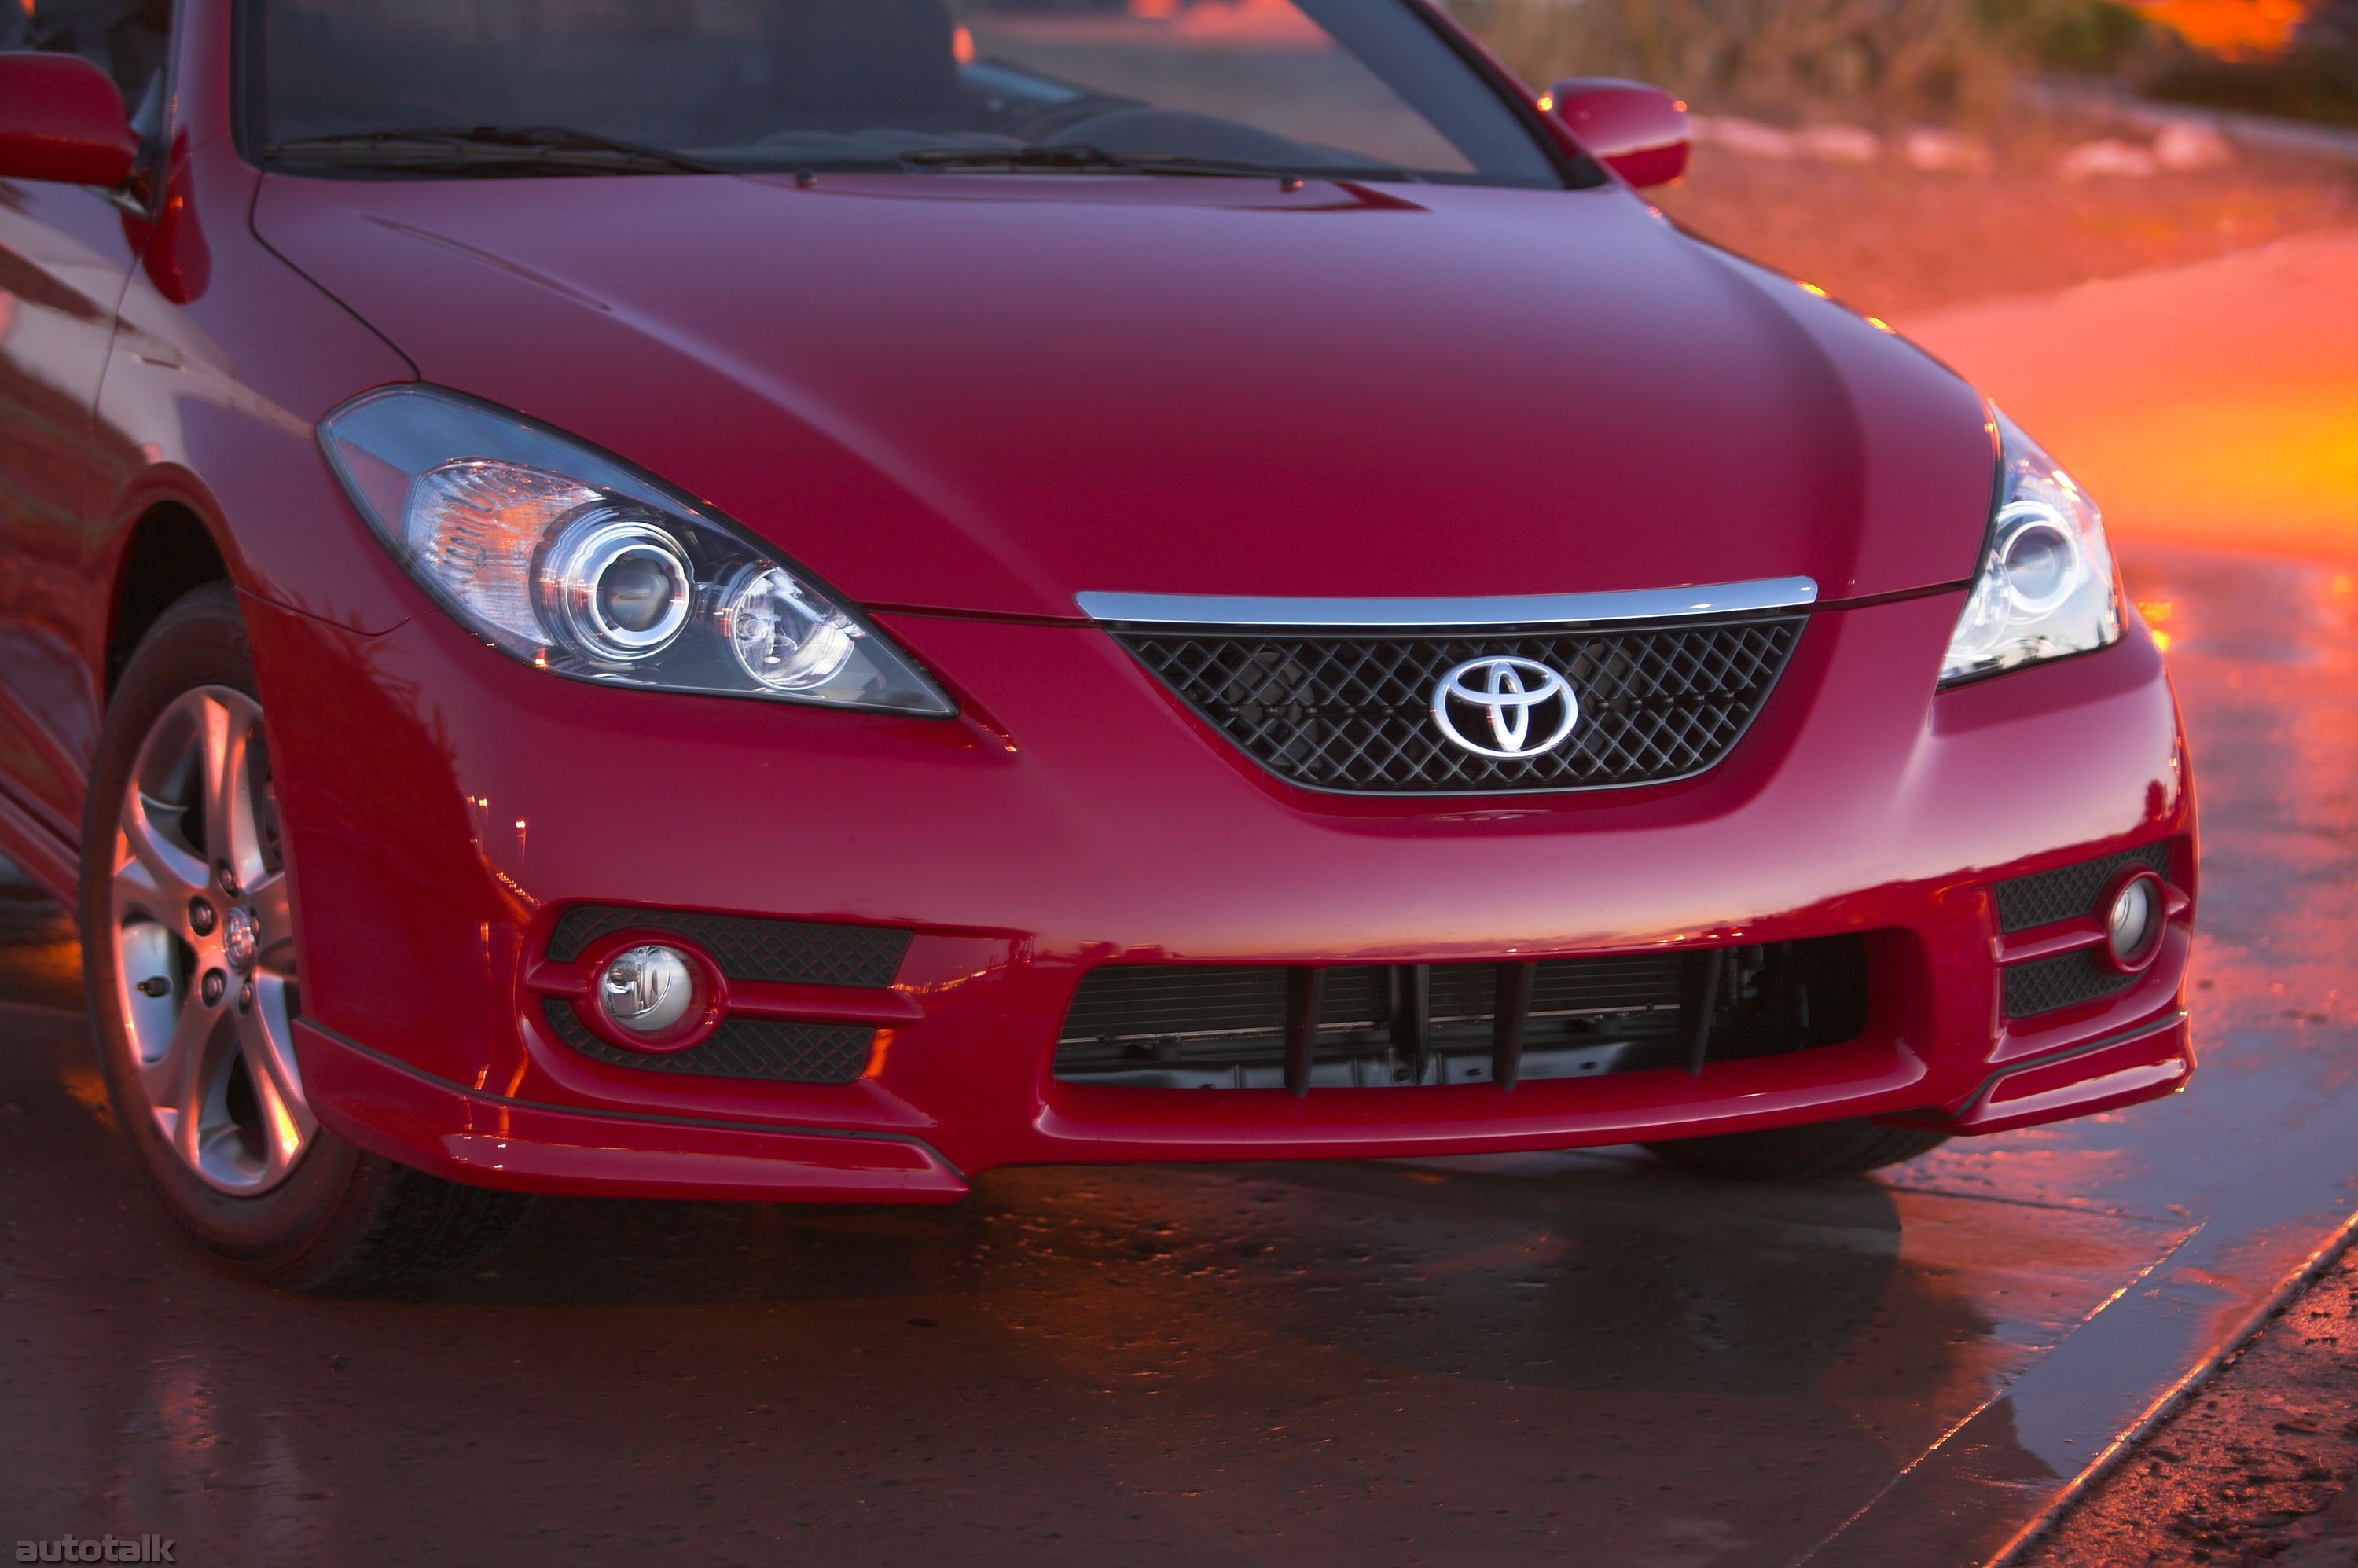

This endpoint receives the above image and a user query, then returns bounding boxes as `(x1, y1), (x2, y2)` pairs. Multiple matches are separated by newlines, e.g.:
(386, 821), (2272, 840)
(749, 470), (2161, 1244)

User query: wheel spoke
(141, 996), (219, 1165)
(237, 978), (314, 1181)
(197, 692), (233, 874)
(199, 692), (270, 891)
(244, 868), (295, 961)
(115, 794), (206, 929)
(226, 697), (274, 897)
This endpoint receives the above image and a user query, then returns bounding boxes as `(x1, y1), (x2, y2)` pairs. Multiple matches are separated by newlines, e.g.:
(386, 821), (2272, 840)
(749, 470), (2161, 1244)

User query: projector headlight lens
(319, 386), (953, 715)
(1993, 505), (2081, 618)
(539, 511), (693, 662)
(1940, 410), (2123, 686)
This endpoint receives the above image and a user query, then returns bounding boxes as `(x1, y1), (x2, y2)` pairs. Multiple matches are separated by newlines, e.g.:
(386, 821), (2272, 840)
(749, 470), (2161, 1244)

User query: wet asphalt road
(0, 544), (2352, 1568)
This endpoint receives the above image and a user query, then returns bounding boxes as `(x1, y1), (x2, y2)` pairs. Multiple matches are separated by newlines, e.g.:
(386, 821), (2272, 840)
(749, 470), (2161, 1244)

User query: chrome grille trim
(1076, 577), (1820, 630)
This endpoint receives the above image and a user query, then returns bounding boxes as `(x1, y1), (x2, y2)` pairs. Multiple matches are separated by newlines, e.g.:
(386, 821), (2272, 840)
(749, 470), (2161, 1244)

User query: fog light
(2104, 873), (2165, 971)
(599, 944), (696, 1037)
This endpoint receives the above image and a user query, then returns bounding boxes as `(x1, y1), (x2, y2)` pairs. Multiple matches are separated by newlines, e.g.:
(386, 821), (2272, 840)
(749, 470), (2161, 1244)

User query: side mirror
(1543, 78), (1690, 189)
(0, 51), (139, 188)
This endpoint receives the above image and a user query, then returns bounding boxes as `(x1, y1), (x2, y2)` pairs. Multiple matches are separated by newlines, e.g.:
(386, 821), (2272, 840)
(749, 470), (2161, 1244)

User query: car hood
(255, 172), (1995, 621)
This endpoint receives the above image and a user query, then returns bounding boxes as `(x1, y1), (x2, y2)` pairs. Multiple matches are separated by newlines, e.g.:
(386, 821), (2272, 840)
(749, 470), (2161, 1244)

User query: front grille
(1054, 938), (1870, 1090)
(1115, 615), (1806, 794)
(1995, 843), (2174, 934)
(542, 998), (874, 1083)
(546, 905), (910, 988)
(2002, 951), (2139, 1019)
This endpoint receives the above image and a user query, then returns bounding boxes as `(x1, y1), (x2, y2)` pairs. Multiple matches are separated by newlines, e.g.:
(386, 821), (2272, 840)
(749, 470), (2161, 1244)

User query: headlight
(318, 386), (954, 715)
(1939, 409), (2123, 685)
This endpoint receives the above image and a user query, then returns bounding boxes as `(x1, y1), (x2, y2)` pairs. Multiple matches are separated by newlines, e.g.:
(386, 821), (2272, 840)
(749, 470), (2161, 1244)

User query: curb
(1980, 1209), (2358, 1566)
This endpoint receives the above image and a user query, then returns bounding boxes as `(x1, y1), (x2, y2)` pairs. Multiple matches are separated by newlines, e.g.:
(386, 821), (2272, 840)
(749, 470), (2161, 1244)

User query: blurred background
(1456, 0), (2355, 134)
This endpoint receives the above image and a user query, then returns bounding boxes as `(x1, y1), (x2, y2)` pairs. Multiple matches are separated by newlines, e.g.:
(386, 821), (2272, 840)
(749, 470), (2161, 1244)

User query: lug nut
(189, 899), (217, 937)
(237, 979), (255, 1014)
(215, 861), (241, 898)
(200, 969), (226, 1007)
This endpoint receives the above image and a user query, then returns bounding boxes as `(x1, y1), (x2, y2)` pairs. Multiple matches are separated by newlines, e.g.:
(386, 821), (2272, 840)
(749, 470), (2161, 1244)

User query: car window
(245, 0), (1564, 187)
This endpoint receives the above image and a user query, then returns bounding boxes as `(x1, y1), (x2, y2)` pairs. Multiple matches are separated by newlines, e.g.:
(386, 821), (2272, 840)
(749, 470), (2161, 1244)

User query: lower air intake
(1054, 938), (1870, 1090)
(542, 999), (873, 1083)
(2001, 951), (2139, 1020)
(545, 905), (910, 988)
(1993, 840), (2180, 1019)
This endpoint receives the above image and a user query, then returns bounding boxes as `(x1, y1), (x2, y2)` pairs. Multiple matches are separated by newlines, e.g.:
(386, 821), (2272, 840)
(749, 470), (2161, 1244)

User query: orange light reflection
(1901, 232), (2358, 561)
(2130, 0), (2307, 56)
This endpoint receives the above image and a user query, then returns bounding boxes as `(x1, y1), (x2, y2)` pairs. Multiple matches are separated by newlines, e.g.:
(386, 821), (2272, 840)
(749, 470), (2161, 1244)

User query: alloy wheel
(108, 686), (314, 1195)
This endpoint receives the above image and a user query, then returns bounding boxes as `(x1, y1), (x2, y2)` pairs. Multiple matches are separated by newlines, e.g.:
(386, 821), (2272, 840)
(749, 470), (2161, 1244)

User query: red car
(0, 0), (2193, 1291)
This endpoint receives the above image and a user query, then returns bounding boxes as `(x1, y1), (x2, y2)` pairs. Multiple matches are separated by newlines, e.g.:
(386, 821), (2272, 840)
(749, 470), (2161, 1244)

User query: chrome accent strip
(1075, 577), (1820, 629)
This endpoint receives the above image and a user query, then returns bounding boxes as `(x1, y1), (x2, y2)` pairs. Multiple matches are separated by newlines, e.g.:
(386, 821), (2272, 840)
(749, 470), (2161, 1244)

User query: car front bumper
(252, 586), (2195, 1202)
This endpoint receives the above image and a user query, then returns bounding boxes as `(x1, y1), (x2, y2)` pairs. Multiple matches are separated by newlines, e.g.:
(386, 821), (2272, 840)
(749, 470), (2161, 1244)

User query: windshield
(244, 0), (1563, 186)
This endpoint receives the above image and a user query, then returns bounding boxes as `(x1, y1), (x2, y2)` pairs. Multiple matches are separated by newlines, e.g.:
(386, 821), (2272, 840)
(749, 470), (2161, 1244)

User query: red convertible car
(0, 0), (2195, 1291)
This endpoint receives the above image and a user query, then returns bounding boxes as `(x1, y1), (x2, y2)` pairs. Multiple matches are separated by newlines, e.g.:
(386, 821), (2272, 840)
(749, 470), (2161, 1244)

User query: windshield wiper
(265, 127), (716, 176)
(899, 144), (1402, 181)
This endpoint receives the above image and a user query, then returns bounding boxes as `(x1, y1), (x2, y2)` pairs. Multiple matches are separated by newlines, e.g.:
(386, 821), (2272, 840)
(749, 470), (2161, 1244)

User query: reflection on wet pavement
(0, 546), (2352, 1566)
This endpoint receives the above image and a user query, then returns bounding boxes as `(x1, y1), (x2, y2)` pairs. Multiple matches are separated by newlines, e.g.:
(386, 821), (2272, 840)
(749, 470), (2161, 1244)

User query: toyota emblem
(1431, 656), (1580, 760)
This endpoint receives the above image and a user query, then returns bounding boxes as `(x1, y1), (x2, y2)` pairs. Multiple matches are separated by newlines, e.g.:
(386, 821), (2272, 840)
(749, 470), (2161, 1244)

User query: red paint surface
(0, 51), (140, 189)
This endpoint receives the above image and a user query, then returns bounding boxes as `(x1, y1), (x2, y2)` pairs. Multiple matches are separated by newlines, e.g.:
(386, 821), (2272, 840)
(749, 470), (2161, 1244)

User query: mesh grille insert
(1115, 615), (1806, 794)
(2001, 951), (2139, 1019)
(547, 905), (910, 988)
(542, 998), (874, 1083)
(1995, 843), (2173, 935)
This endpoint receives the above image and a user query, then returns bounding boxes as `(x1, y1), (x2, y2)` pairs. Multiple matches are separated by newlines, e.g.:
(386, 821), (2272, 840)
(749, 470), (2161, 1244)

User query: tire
(79, 582), (531, 1294)
(1644, 1119), (1950, 1181)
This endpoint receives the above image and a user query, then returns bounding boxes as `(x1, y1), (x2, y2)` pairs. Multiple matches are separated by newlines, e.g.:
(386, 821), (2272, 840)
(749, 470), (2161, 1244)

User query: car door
(0, 6), (160, 861)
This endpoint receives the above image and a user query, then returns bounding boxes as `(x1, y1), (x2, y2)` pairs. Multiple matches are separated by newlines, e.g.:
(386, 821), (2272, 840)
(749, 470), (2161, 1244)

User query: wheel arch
(105, 501), (233, 700)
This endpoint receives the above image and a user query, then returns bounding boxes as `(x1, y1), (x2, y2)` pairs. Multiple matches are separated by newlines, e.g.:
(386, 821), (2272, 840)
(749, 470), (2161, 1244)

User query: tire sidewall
(79, 584), (366, 1265)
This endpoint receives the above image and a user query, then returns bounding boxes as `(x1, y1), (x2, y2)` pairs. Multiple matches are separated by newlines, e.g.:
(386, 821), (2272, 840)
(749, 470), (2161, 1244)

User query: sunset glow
(1903, 233), (2358, 560)
(2130, 0), (2310, 55)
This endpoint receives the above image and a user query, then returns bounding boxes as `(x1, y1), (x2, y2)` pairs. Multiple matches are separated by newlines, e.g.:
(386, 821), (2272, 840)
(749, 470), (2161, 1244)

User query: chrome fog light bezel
(571, 935), (726, 1054)
(2097, 868), (2169, 975)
